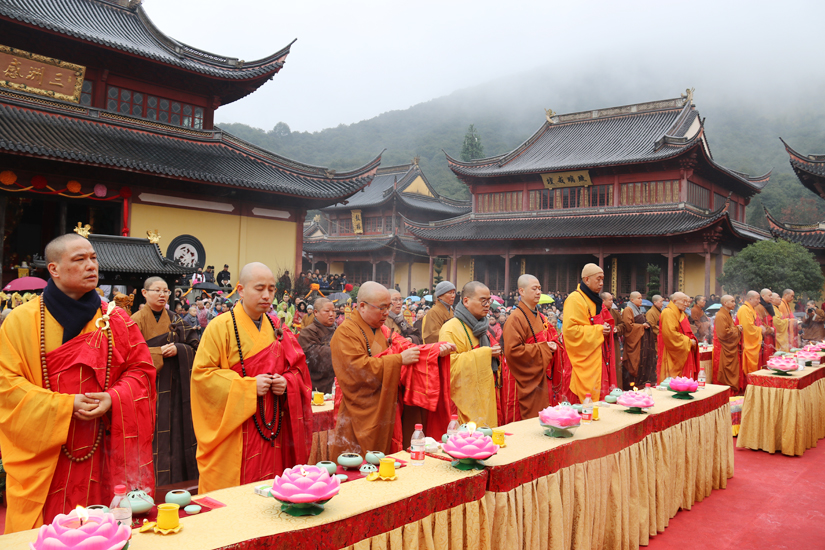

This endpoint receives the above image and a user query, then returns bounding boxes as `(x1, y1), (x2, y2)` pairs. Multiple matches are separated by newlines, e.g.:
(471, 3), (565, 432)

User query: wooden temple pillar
(597, 245), (604, 268)
(704, 243), (712, 298)
(451, 250), (458, 284)
(631, 262), (638, 294)
(542, 261), (550, 292)
(407, 262), (412, 295)
(295, 211), (305, 277)
(390, 251), (396, 289)
(371, 258), (377, 281)
(428, 256), (434, 292)
(484, 260), (489, 287)
(715, 252), (723, 294)
(503, 251), (511, 295)
(664, 245), (674, 297)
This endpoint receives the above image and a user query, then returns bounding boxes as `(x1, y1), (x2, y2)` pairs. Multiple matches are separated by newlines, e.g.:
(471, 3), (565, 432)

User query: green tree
(717, 239), (824, 298)
(432, 258), (445, 289)
(646, 264), (661, 297)
(460, 124), (485, 162)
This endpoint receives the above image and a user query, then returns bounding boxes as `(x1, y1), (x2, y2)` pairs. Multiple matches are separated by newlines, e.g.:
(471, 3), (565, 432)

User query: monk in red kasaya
(191, 262), (314, 494)
(0, 233), (156, 533)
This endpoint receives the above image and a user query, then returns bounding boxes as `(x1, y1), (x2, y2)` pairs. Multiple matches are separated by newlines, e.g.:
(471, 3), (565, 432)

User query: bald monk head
(629, 291), (642, 309)
(237, 262), (276, 320)
(600, 291), (614, 310)
(357, 281), (391, 329)
(141, 276), (169, 312)
(694, 295), (706, 309)
(388, 289), (404, 315)
(581, 263), (604, 294)
(45, 233), (99, 300)
(746, 290), (760, 307)
(721, 294), (735, 311)
(783, 288), (795, 303)
(771, 292), (782, 307)
(462, 281), (491, 320)
(670, 292), (690, 312)
(313, 297), (336, 327)
(760, 288), (772, 301)
(517, 274), (541, 310)
(652, 295), (664, 309)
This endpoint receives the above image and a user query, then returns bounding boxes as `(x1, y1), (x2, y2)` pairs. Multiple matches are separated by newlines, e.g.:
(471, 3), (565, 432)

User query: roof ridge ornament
(147, 229), (161, 244)
(681, 87), (695, 106)
(73, 222), (91, 239)
(544, 108), (557, 124)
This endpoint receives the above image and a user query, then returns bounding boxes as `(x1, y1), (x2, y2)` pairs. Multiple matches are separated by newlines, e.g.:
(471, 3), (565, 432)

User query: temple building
(0, 0), (379, 287)
(406, 93), (772, 297)
(763, 140), (825, 269)
(303, 162), (470, 290)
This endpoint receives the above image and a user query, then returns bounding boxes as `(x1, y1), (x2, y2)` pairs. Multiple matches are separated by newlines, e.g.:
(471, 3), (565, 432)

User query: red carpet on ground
(1, 438), (824, 546)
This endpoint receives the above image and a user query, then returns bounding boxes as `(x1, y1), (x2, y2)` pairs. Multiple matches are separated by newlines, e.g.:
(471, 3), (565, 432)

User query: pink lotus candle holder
(767, 357), (798, 375)
(270, 465), (340, 516)
(31, 508), (131, 550)
(442, 430), (499, 470)
(538, 405), (582, 438)
(667, 376), (698, 399)
(617, 391), (656, 412)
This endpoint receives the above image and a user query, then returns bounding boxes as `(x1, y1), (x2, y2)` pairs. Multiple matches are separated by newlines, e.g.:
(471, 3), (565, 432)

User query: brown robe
(646, 306), (661, 337)
(801, 307), (825, 342)
(713, 307), (741, 391)
(132, 306), (199, 486)
(622, 306), (657, 389)
(330, 310), (403, 456)
(689, 305), (711, 343)
(609, 308), (623, 387)
(297, 319), (336, 393)
(421, 300), (452, 344)
(385, 314), (423, 345)
(502, 304), (555, 419)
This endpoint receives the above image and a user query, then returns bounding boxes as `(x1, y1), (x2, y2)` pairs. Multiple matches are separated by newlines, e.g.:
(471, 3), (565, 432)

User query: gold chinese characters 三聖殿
(0, 45), (85, 103)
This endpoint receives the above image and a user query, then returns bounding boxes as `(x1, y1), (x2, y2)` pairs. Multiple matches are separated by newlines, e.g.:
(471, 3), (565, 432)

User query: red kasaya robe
(656, 309), (700, 380)
(600, 306), (618, 396)
(0, 301), (156, 533)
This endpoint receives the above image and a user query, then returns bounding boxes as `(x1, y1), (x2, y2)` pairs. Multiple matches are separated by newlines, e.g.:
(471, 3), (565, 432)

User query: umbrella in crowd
(424, 295), (433, 302)
(192, 282), (221, 292)
(326, 292), (351, 303)
(491, 295), (503, 304)
(539, 294), (555, 304)
(407, 296), (421, 302)
(641, 299), (653, 307)
(706, 303), (722, 313)
(3, 276), (47, 292)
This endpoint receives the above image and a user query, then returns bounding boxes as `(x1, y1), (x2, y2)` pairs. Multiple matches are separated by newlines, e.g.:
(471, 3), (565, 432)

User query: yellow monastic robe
(191, 305), (273, 494)
(438, 317), (497, 428)
(563, 285), (606, 402)
(774, 300), (793, 352)
(738, 302), (763, 374)
(658, 301), (694, 381)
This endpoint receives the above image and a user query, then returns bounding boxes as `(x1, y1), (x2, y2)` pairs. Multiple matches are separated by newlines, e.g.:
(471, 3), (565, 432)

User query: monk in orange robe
(755, 288), (776, 367)
(563, 264), (611, 402)
(657, 292), (699, 381)
(191, 263), (314, 494)
(712, 295), (742, 391)
(738, 291), (764, 377)
(773, 290), (796, 352)
(502, 275), (557, 419)
(330, 282), (453, 456)
(0, 234), (156, 533)
(622, 291), (656, 389)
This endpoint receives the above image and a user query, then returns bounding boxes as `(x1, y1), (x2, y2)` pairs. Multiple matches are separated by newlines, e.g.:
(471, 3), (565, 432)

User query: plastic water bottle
(645, 383), (653, 396)
(109, 484), (132, 528)
(446, 414), (460, 439)
(582, 394), (593, 424)
(410, 423), (426, 465)
(331, 377), (336, 401)
(698, 368), (706, 390)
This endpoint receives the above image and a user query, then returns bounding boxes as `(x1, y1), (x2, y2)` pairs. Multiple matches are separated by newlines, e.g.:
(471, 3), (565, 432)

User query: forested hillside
(219, 71), (825, 228)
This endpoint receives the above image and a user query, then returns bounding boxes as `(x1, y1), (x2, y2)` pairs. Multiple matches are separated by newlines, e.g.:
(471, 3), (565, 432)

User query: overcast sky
(147, 0), (825, 133)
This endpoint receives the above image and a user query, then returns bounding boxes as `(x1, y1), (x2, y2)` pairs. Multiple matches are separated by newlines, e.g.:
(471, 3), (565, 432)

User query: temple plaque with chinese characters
(540, 170), (592, 189)
(0, 45), (85, 103)
(351, 209), (363, 234)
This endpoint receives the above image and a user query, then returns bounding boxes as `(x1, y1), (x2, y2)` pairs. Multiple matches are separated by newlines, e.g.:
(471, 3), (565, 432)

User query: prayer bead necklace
(229, 308), (283, 447)
(39, 297), (111, 463)
(357, 326), (372, 357)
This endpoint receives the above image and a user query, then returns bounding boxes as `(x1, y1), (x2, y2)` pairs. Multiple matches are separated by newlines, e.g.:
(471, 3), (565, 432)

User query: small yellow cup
(592, 406), (600, 421)
(492, 428), (505, 445)
(312, 391), (325, 406)
(378, 457), (396, 478)
(156, 503), (180, 530)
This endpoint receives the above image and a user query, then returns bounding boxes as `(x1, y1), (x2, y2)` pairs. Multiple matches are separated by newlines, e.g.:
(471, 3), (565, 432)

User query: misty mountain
(219, 68), (825, 228)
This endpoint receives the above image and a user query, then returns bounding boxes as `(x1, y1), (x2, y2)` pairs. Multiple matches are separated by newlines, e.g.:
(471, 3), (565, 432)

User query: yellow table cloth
(310, 400), (336, 463)
(736, 365), (825, 456)
(0, 454), (488, 550)
(483, 384), (733, 550)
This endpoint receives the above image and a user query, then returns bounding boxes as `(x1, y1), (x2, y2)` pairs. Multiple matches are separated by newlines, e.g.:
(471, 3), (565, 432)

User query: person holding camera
(801, 300), (825, 343)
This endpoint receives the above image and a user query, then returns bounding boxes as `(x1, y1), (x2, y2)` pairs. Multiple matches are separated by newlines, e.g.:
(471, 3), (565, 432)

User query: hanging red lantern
(0, 170), (17, 186)
(120, 186), (133, 199)
(94, 184), (107, 197)
(31, 175), (48, 189)
(67, 180), (82, 193)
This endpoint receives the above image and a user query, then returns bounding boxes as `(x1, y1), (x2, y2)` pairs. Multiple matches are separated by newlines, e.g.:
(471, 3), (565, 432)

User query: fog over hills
(219, 60), (825, 227)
